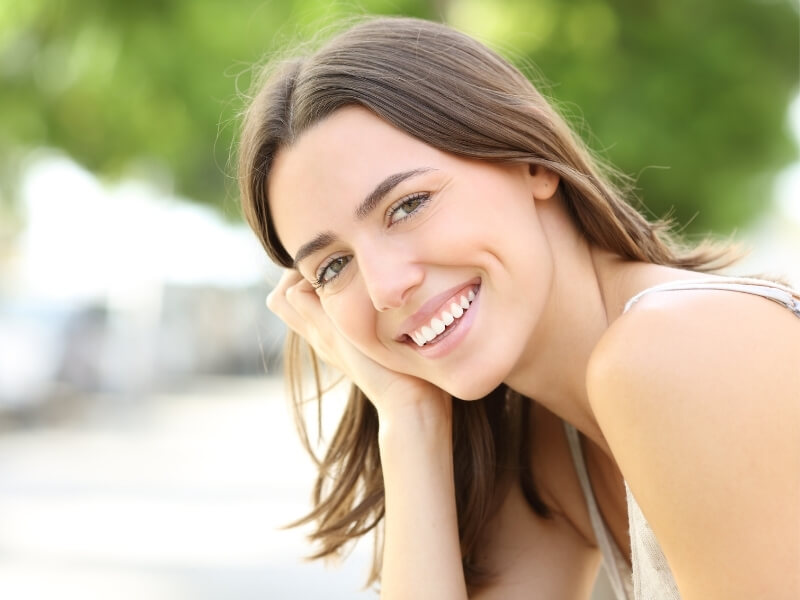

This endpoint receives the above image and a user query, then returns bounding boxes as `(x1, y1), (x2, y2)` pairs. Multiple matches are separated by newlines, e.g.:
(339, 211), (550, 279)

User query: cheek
(321, 283), (418, 376)
(425, 193), (542, 266)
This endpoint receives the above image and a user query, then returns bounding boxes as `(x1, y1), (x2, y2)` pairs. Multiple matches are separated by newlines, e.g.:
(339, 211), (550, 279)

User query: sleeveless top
(564, 276), (800, 600)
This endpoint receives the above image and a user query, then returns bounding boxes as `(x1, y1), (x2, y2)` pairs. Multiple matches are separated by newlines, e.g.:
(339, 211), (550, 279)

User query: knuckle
(265, 290), (277, 309)
(284, 284), (301, 302)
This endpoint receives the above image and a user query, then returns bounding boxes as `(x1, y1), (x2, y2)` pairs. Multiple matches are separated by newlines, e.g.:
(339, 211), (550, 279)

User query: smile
(408, 285), (478, 347)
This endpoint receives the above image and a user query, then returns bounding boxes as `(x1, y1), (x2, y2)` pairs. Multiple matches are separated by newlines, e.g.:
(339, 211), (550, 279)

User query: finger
(284, 279), (341, 362)
(284, 276), (321, 312)
(266, 269), (303, 311)
(286, 280), (340, 339)
(267, 270), (312, 337)
(267, 271), (350, 373)
(269, 272), (342, 365)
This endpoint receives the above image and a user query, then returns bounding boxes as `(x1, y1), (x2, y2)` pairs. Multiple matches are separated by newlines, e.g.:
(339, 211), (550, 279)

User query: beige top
(565, 277), (800, 600)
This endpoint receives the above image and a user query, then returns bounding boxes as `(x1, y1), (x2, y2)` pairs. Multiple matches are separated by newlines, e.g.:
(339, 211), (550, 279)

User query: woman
(238, 17), (800, 600)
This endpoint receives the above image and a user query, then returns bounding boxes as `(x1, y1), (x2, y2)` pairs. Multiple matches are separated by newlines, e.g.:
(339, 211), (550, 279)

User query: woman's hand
(267, 269), (451, 427)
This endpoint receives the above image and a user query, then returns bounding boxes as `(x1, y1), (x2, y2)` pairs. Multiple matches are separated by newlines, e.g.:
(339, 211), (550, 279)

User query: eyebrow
(292, 167), (434, 267)
(354, 167), (433, 220)
(292, 231), (338, 268)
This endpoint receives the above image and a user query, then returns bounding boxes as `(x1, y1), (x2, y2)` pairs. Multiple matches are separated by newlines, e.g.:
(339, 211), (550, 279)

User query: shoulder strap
(563, 422), (633, 600)
(623, 276), (800, 317)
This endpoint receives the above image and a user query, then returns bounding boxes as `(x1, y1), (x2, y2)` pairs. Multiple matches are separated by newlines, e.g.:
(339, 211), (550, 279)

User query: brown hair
(237, 16), (733, 589)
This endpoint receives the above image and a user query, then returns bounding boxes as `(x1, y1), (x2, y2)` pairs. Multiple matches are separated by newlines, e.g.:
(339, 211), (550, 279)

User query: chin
(415, 350), (519, 401)
(440, 372), (508, 402)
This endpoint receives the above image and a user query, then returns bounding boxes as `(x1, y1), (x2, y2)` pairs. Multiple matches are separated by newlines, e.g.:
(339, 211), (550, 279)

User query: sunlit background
(0, 1), (797, 599)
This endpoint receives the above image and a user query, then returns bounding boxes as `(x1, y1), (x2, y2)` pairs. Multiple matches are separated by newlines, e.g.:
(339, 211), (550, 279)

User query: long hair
(237, 16), (733, 588)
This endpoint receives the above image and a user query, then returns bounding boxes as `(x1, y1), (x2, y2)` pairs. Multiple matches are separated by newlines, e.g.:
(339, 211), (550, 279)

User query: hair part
(237, 15), (736, 591)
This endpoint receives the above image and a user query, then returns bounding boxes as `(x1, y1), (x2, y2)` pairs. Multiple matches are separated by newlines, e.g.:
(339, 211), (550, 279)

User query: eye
(313, 255), (351, 288)
(387, 192), (430, 225)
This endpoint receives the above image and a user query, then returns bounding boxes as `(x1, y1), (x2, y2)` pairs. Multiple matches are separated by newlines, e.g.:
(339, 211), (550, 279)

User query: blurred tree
(0, 0), (797, 233)
(446, 0), (799, 233)
(0, 0), (438, 218)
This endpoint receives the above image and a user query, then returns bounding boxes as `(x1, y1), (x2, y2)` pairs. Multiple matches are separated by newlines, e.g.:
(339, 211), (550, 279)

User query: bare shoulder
(587, 287), (800, 599)
(587, 285), (800, 430)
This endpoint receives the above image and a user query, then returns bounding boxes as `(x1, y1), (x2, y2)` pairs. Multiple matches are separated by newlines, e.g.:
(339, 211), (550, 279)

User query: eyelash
(312, 191), (432, 289)
(384, 191), (430, 225)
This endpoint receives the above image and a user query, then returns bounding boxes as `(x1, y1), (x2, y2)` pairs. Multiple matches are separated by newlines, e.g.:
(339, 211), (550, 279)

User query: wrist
(377, 393), (453, 453)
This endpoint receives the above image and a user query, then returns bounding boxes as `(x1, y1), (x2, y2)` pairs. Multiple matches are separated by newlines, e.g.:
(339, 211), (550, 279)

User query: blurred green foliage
(0, 0), (797, 233)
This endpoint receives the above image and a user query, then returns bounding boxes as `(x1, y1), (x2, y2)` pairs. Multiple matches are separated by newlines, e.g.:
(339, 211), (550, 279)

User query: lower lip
(410, 286), (480, 359)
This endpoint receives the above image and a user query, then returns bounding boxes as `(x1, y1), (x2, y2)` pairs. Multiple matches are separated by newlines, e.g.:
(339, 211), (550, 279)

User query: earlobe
(528, 164), (560, 201)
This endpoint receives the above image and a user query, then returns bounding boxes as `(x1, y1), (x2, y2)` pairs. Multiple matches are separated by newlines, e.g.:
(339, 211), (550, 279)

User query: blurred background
(0, 0), (797, 598)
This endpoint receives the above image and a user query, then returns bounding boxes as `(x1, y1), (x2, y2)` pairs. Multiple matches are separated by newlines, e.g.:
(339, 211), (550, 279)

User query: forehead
(268, 106), (443, 255)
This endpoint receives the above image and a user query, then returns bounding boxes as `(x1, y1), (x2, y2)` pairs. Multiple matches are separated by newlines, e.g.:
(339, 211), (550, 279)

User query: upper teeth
(411, 288), (476, 346)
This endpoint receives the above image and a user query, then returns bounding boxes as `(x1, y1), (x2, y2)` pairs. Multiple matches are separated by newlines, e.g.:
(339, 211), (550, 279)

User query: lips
(396, 279), (481, 346)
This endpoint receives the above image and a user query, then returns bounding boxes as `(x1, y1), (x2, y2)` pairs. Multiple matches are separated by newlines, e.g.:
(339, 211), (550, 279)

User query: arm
(588, 291), (800, 599)
(378, 400), (467, 599)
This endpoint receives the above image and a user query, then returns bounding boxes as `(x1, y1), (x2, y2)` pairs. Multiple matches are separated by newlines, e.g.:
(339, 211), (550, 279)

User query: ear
(528, 164), (560, 201)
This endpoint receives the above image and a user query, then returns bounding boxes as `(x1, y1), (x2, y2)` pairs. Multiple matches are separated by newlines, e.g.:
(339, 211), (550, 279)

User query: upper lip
(395, 278), (481, 341)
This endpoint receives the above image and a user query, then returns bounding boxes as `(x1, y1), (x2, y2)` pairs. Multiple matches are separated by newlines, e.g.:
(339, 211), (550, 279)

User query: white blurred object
(740, 94), (800, 287)
(0, 302), (70, 408)
(14, 151), (271, 305)
(0, 152), (284, 406)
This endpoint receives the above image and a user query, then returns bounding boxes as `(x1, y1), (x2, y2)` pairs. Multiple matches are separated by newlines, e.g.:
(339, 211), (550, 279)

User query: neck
(503, 199), (632, 457)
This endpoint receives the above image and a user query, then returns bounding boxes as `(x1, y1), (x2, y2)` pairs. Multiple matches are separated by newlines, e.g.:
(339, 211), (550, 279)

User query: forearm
(378, 406), (468, 600)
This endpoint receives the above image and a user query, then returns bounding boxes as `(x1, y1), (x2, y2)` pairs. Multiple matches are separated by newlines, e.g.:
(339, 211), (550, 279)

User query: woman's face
(268, 106), (558, 399)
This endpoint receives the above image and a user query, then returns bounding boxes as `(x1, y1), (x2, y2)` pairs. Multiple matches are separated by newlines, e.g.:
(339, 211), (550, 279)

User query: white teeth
(431, 318), (445, 335)
(408, 286), (479, 346)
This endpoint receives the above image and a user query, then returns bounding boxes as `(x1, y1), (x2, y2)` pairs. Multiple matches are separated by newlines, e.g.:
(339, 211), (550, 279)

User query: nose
(358, 242), (424, 312)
